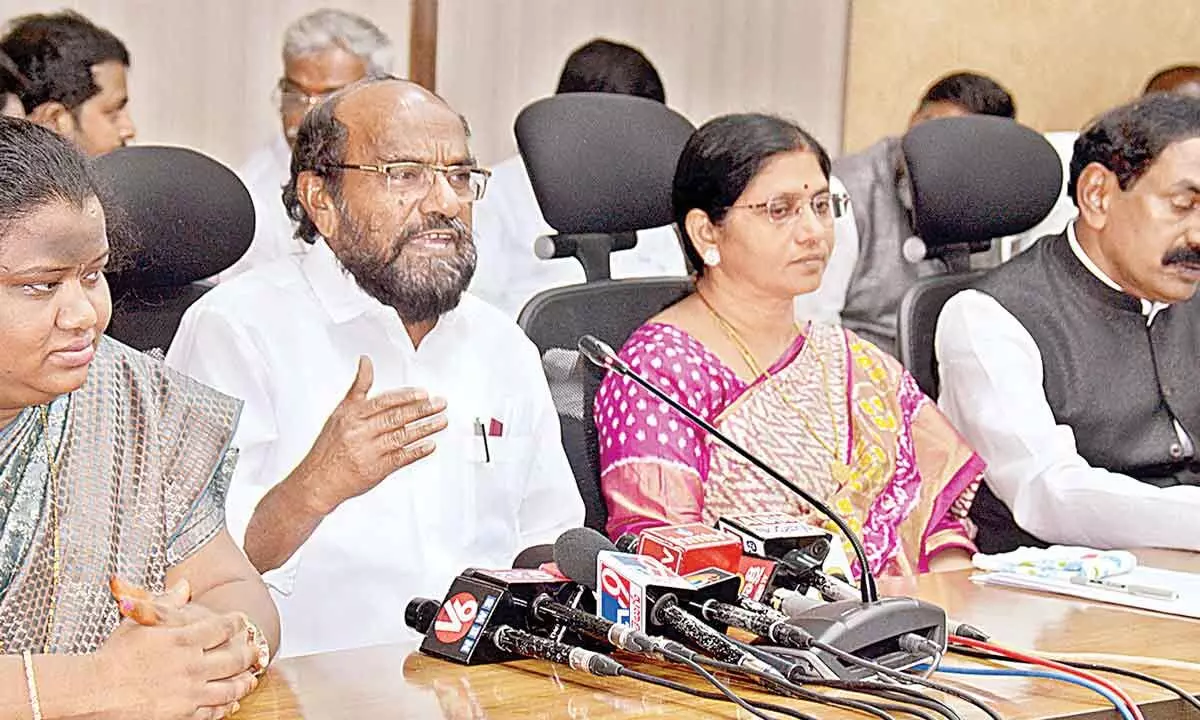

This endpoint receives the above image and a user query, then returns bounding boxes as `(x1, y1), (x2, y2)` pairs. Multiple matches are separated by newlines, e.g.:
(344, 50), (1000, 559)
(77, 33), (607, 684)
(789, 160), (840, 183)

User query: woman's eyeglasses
(727, 191), (850, 226)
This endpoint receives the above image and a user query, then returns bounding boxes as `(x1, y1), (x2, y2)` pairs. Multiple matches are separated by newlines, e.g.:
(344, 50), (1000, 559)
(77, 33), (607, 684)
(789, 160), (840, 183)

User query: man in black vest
(936, 93), (1200, 554)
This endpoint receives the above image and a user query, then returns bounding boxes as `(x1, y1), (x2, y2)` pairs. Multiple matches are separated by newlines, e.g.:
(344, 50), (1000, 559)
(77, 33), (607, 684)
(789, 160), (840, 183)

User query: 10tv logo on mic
(597, 552), (691, 632)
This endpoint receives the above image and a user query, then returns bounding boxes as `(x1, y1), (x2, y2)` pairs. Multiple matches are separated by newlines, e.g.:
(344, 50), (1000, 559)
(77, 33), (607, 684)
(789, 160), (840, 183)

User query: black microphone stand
(578, 334), (878, 603)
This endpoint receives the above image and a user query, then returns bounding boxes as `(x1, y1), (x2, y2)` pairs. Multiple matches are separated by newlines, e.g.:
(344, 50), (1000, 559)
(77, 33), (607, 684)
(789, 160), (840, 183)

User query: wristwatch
(242, 614), (271, 676)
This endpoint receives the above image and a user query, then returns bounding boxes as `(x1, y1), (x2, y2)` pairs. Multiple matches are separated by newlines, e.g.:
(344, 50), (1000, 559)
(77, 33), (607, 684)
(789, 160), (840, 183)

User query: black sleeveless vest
(968, 232), (1200, 553)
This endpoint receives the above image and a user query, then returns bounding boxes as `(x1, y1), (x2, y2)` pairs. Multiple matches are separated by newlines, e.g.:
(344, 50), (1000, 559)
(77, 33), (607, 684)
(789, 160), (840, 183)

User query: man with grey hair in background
(222, 8), (393, 280)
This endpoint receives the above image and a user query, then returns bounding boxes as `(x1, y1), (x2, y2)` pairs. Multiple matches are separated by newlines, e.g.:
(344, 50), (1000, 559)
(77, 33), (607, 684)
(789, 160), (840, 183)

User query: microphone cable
(947, 644), (1199, 714)
(948, 636), (1142, 720)
(916, 664), (1136, 720)
(633, 645), (820, 720)
(752, 645), (964, 720)
(694, 646), (975, 720)
(722, 634), (961, 720)
(780, 635), (1003, 720)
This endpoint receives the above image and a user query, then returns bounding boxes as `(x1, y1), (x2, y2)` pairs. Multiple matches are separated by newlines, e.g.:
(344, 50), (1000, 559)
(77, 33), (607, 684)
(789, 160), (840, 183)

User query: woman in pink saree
(596, 114), (983, 576)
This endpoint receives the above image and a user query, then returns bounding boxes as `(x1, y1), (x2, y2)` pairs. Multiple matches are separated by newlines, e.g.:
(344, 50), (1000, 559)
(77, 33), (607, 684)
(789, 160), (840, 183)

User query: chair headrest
(515, 93), (695, 234)
(903, 116), (1063, 248)
(94, 146), (255, 288)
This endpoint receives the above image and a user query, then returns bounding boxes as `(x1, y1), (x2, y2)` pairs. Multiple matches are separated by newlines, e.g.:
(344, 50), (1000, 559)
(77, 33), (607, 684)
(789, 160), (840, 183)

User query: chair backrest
(896, 117), (1063, 392)
(896, 270), (986, 397)
(518, 278), (694, 532)
(94, 146), (254, 353)
(903, 116), (1063, 257)
(515, 93), (694, 280)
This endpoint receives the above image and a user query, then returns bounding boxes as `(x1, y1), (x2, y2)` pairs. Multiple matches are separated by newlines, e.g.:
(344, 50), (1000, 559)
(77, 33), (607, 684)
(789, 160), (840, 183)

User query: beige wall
(438, 0), (851, 165)
(844, 0), (1200, 154)
(0, 1), (413, 167)
(0, 1), (851, 171)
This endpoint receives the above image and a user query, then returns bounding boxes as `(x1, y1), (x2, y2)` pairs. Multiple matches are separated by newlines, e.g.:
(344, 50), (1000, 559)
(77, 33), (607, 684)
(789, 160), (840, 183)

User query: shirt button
(1170, 443), (1184, 459)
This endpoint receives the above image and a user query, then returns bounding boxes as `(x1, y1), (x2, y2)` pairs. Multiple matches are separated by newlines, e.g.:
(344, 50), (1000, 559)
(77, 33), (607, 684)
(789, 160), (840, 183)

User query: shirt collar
(1066, 222), (1169, 321)
(302, 238), (388, 324)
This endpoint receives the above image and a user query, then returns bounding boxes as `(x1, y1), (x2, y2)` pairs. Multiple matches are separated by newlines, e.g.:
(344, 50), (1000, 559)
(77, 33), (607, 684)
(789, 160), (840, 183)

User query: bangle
(21, 650), (42, 720)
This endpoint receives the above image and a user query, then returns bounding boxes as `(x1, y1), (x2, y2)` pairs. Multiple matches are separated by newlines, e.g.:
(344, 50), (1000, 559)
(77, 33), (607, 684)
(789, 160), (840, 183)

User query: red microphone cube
(637, 523), (743, 575)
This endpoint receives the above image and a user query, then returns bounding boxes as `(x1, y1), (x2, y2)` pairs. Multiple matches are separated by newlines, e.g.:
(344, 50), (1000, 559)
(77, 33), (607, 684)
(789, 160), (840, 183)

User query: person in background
(1007, 64), (1200, 256)
(0, 50), (28, 118)
(596, 113), (984, 578)
(0, 12), (135, 156)
(1144, 64), (1200, 98)
(220, 9), (394, 282)
(168, 77), (584, 657)
(0, 117), (277, 719)
(938, 93), (1200, 554)
(468, 38), (689, 317)
(833, 71), (1016, 354)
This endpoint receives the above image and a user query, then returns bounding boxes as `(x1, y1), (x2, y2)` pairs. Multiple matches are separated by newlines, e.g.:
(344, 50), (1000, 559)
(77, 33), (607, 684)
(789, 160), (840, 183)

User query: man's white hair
(283, 9), (394, 75)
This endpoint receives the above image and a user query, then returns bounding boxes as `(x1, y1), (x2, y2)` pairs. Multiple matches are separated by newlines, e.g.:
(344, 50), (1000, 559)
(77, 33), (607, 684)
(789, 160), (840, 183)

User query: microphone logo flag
(597, 551), (691, 631)
(434, 591), (498, 654)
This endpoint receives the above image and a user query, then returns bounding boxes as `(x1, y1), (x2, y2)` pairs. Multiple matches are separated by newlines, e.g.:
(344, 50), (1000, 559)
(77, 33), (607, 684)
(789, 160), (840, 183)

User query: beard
(334, 207), (477, 324)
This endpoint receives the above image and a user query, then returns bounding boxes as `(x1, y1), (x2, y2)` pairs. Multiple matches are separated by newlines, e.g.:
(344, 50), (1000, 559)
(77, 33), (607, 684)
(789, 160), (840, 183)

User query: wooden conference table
(239, 551), (1200, 719)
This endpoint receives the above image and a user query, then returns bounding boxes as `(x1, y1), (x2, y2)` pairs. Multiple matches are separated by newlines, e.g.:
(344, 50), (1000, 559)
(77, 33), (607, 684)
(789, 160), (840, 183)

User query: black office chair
(520, 278), (692, 532)
(515, 92), (695, 281)
(95, 146), (255, 354)
(895, 116), (1063, 397)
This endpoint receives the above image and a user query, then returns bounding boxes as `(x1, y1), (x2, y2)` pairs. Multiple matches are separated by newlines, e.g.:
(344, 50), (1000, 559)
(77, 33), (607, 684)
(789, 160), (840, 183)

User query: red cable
(950, 635), (1145, 720)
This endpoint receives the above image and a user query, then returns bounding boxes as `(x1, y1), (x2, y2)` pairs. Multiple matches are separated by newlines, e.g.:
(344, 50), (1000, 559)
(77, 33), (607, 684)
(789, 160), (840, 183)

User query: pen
(1068, 574), (1179, 601)
(475, 418), (490, 463)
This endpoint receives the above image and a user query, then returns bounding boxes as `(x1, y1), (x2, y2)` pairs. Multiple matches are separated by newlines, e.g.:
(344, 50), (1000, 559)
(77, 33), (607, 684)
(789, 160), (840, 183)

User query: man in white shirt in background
(469, 38), (688, 317)
(937, 93), (1200, 554)
(470, 37), (859, 324)
(168, 77), (585, 656)
(221, 9), (393, 281)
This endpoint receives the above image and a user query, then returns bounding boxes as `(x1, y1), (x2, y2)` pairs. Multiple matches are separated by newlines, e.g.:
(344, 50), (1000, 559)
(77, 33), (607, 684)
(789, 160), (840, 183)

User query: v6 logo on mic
(434, 591), (480, 644)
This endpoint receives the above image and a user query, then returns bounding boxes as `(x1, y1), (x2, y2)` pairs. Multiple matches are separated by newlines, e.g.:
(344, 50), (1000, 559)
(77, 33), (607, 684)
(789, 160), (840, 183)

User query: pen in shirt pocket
(474, 417), (491, 463)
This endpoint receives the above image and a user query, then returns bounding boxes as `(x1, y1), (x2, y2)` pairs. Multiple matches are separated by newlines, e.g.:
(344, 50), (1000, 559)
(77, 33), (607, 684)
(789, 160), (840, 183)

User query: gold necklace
(697, 292), (857, 488)
(38, 404), (62, 654)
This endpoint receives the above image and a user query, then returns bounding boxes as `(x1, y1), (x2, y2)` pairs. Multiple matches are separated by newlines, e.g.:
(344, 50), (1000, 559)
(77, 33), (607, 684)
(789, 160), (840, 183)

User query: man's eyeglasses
(274, 81), (338, 114)
(331, 161), (492, 202)
(726, 191), (850, 226)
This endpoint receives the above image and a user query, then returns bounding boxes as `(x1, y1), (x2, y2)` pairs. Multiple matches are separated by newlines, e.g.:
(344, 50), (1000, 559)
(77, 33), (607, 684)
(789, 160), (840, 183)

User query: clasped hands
(101, 576), (261, 720)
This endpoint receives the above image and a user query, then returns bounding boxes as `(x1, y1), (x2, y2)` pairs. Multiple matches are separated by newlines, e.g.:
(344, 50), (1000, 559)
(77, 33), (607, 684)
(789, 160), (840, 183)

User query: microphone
(616, 522), (744, 576)
(511, 544), (555, 570)
(769, 587), (948, 679)
(406, 567), (594, 665)
(578, 334), (878, 603)
(554, 527), (780, 677)
(491, 625), (625, 677)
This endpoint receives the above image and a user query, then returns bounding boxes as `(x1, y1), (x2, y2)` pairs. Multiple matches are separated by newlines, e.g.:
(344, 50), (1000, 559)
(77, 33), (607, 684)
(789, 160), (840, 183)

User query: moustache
(380, 215), (472, 265)
(1163, 246), (1200, 266)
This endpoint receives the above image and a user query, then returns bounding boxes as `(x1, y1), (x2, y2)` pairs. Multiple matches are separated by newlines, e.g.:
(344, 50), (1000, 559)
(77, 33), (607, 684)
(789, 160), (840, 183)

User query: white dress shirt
(219, 135), (309, 282)
(936, 223), (1200, 551)
(167, 239), (585, 656)
(470, 154), (859, 325)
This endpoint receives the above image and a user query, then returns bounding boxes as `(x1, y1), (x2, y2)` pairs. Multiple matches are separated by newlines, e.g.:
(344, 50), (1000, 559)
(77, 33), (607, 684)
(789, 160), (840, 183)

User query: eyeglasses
(727, 191), (850, 226)
(274, 81), (338, 114)
(331, 161), (492, 202)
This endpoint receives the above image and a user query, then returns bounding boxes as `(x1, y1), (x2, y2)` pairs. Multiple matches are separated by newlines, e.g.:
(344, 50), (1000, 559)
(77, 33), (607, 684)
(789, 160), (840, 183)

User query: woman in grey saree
(0, 119), (278, 719)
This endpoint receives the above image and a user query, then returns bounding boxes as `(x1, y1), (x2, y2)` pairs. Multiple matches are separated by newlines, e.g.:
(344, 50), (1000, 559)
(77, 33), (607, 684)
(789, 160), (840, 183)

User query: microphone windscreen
(553, 527), (616, 589)
(512, 544), (555, 569)
(615, 533), (639, 553)
(405, 597), (441, 635)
